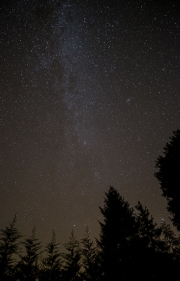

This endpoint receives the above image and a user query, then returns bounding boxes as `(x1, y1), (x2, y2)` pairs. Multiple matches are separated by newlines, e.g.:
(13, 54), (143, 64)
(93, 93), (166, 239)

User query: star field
(1, 0), (180, 243)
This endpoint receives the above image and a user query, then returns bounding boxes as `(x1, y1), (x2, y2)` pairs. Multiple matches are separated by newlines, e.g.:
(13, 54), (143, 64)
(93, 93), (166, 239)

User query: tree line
(1, 130), (180, 280)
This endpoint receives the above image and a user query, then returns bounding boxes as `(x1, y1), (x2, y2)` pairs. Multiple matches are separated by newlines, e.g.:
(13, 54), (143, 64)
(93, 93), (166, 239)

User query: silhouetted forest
(1, 130), (180, 280)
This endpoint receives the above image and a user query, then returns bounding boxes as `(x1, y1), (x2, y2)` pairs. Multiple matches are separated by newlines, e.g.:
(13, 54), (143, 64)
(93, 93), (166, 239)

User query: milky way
(1, 0), (180, 243)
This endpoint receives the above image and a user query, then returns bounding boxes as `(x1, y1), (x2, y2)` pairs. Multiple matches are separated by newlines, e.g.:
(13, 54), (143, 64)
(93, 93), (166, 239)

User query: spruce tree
(97, 186), (136, 280)
(155, 129), (180, 230)
(131, 202), (180, 280)
(62, 230), (81, 281)
(17, 227), (41, 281)
(0, 215), (21, 280)
(81, 227), (100, 281)
(135, 202), (162, 251)
(41, 230), (62, 281)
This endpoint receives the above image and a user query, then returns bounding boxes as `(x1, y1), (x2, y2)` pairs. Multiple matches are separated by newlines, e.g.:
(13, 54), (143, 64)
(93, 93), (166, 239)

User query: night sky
(1, 0), (180, 244)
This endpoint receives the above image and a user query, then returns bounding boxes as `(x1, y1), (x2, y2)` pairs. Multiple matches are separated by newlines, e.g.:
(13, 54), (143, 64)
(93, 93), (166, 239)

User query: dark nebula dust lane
(1, 0), (180, 242)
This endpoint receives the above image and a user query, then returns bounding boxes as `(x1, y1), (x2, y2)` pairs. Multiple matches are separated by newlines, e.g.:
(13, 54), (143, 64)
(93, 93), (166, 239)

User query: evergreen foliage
(155, 129), (180, 230)
(62, 230), (81, 281)
(97, 187), (180, 280)
(40, 230), (62, 281)
(97, 186), (136, 280)
(132, 202), (180, 280)
(0, 197), (180, 280)
(81, 227), (100, 281)
(135, 202), (163, 251)
(17, 227), (41, 281)
(0, 215), (21, 280)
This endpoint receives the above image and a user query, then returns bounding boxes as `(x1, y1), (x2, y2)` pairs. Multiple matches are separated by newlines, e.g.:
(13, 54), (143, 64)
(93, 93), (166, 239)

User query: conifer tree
(41, 230), (62, 281)
(132, 202), (180, 280)
(135, 202), (163, 251)
(97, 186), (136, 280)
(0, 215), (21, 280)
(17, 227), (41, 281)
(81, 227), (100, 281)
(160, 222), (180, 267)
(62, 230), (81, 281)
(155, 129), (180, 230)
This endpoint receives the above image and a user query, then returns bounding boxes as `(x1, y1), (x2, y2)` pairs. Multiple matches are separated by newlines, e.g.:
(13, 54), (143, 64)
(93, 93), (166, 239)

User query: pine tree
(17, 227), (41, 281)
(155, 129), (180, 230)
(97, 186), (136, 280)
(62, 230), (81, 281)
(0, 215), (21, 280)
(131, 202), (180, 280)
(161, 223), (180, 256)
(135, 202), (163, 251)
(40, 230), (62, 281)
(81, 227), (100, 281)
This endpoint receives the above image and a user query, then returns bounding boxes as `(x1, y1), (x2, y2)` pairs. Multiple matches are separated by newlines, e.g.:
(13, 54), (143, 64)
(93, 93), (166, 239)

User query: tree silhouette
(161, 222), (180, 260)
(97, 186), (136, 280)
(132, 202), (170, 280)
(17, 227), (41, 281)
(155, 129), (180, 230)
(81, 227), (101, 281)
(62, 230), (81, 281)
(96, 187), (180, 280)
(135, 202), (163, 251)
(0, 215), (21, 280)
(0, 181), (179, 280)
(40, 230), (62, 281)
